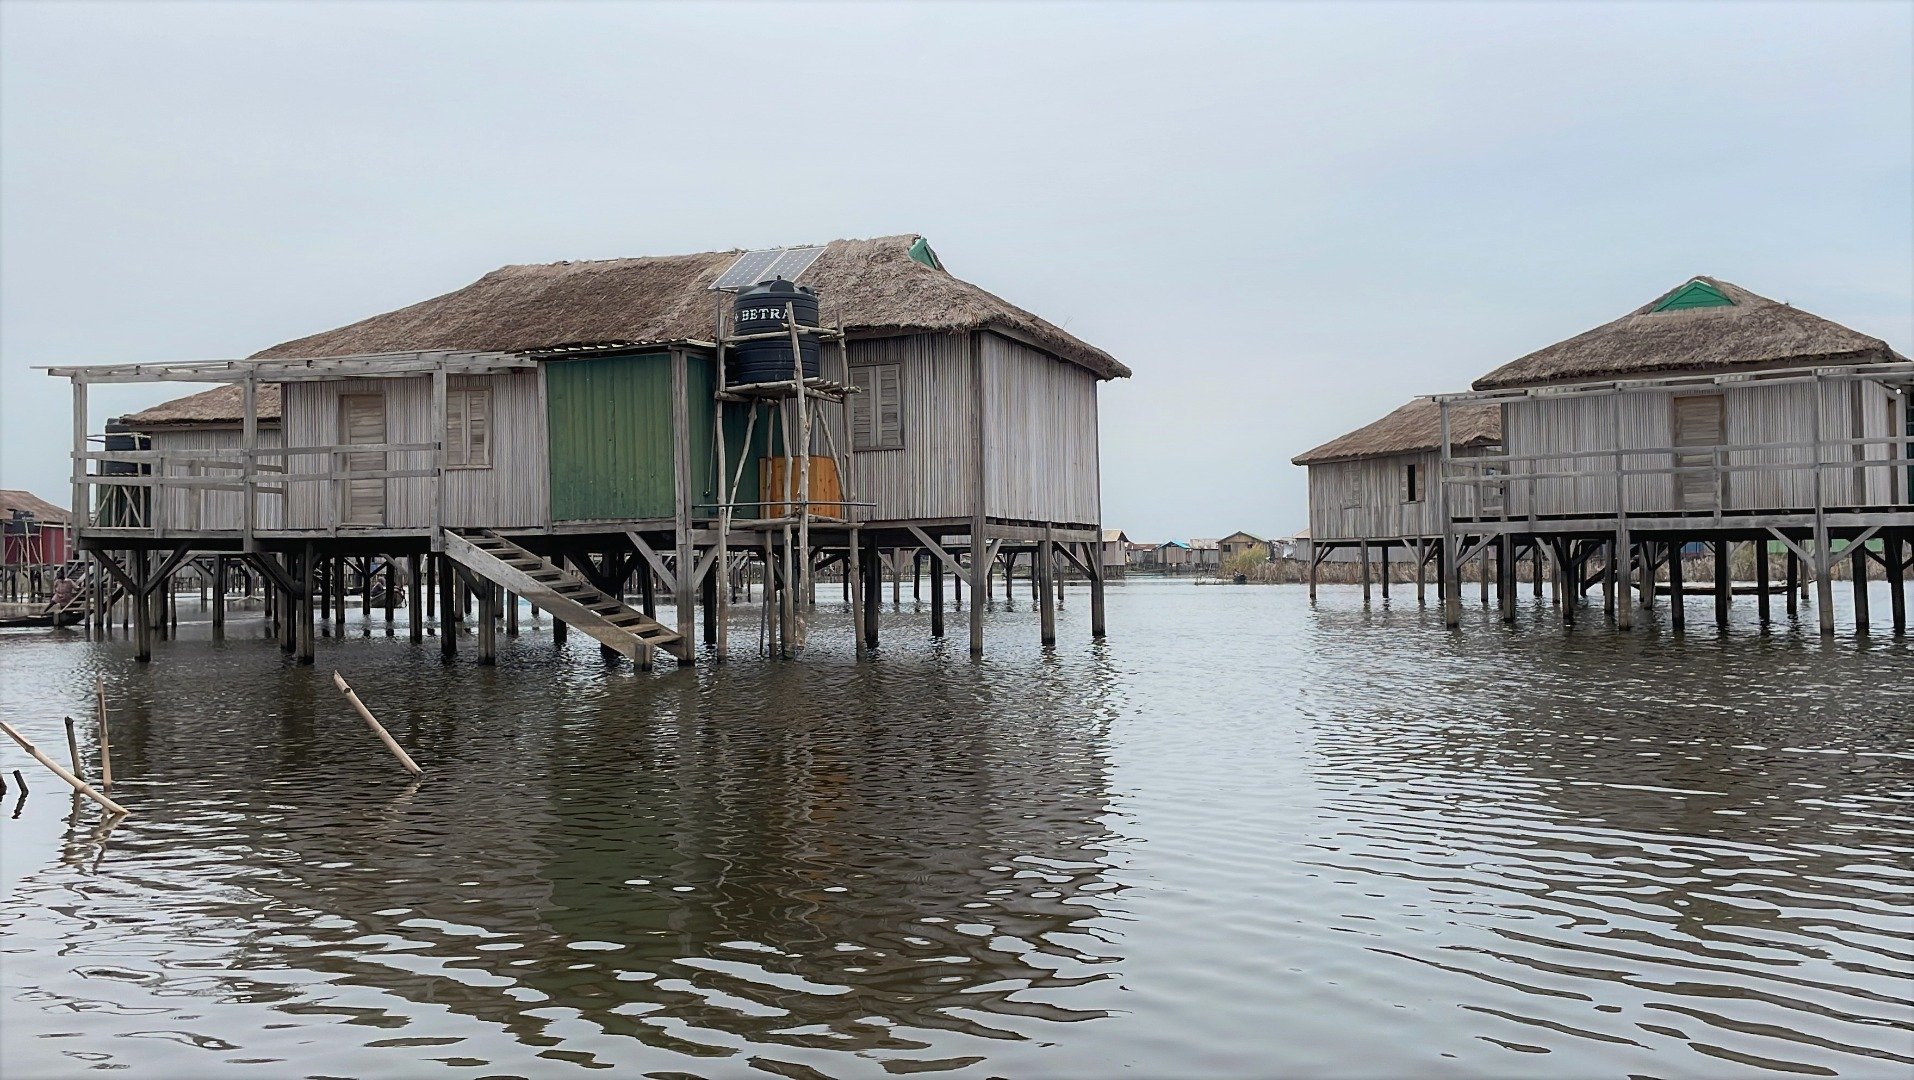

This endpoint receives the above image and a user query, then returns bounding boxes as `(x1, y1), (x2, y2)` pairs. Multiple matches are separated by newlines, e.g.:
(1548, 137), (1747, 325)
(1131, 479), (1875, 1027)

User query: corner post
(968, 332), (987, 657)
(670, 349), (696, 660)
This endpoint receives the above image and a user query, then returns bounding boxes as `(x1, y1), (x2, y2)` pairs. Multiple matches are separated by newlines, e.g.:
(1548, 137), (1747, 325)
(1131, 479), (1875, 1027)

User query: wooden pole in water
(1379, 544), (1390, 600)
(438, 555), (457, 659)
(1038, 534), (1057, 646)
(1358, 541), (1371, 604)
(407, 554), (423, 644)
(1669, 541), (1686, 631)
(849, 532), (867, 660)
(1756, 542), (1771, 627)
(64, 715), (82, 777)
(1888, 534), (1907, 636)
(930, 552), (945, 638)
(1786, 547), (1799, 618)
(1852, 546), (1870, 634)
(1714, 540), (1730, 629)
(331, 672), (424, 777)
(0, 719), (128, 817)
(95, 676), (111, 789)
(211, 556), (226, 637)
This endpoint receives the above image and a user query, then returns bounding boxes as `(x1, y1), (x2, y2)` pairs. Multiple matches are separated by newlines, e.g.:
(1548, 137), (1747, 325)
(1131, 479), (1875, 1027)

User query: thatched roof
(252, 234), (1128, 379)
(1291, 398), (1501, 466)
(121, 383), (282, 428)
(1473, 277), (1902, 390)
(1, 489), (70, 524)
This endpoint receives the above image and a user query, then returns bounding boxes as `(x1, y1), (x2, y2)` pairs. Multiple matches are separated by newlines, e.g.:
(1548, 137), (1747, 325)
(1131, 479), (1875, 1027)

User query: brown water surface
(1, 579), (1909, 1077)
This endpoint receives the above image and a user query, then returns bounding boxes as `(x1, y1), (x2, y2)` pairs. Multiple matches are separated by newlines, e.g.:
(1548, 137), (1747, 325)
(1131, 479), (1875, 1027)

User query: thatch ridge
(1473, 277), (1902, 390)
(0, 489), (71, 524)
(251, 234), (1129, 379)
(121, 384), (283, 427)
(1292, 398), (1501, 466)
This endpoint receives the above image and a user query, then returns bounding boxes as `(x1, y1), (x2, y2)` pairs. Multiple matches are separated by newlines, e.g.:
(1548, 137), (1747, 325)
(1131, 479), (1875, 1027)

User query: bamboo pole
(0, 718), (129, 816)
(331, 672), (425, 777)
(95, 675), (112, 789)
(64, 716), (82, 777)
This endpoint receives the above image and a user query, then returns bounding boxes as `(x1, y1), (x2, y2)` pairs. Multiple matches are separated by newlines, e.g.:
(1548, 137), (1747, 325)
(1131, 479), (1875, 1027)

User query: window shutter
(877, 365), (902, 448)
(444, 391), (467, 467)
(466, 390), (490, 466)
(852, 367), (876, 449)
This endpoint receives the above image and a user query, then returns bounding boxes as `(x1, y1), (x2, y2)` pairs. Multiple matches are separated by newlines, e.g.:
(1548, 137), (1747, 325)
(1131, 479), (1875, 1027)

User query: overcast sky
(2, 0), (1908, 539)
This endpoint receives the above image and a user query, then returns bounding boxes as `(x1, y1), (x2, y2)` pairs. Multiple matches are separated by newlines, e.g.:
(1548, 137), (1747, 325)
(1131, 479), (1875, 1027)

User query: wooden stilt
(1379, 544), (1390, 600)
(133, 551), (152, 663)
(1415, 540), (1427, 605)
(297, 545), (316, 665)
(1669, 541), (1686, 632)
(1441, 533), (1461, 628)
(849, 533), (866, 660)
(211, 556), (226, 637)
(1499, 537), (1517, 624)
(384, 558), (397, 630)
(1814, 527), (1836, 637)
(1038, 534), (1057, 646)
(863, 531), (881, 650)
(1089, 540), (1107, 639)
(1852, 546), (1870, 634)
(1359, 541), (1371, 604)
(408, 554), (423, 643)
(505, 588), (519, 637)
(360, 557), (373, 624)
(1888, 534), (1907, 636)
(438, 553), (457, 659)
(931, 551), (945, 638)
(476, 577), (496, 664)
(1786, 546), (1800, 618)
(1756, 542), (1771, 627)
(1714, 540), (1731, 629)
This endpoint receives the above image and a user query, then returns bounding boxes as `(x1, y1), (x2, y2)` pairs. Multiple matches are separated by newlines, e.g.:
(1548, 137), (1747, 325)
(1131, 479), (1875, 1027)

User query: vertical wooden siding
(980, 332), (1101, 526)
(1501, 378), (1905, 517)
(845, 334), (978, 522)
(1306, 449), (1482, 541)
(284, 371), (546, 530)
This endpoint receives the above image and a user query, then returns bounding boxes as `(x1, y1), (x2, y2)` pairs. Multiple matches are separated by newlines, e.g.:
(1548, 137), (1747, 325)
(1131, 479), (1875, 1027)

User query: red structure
(1, 489), (73, 567)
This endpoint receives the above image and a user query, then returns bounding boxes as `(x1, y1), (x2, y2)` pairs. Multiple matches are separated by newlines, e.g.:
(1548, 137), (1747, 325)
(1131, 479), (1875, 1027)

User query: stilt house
(51, 234), (1130, 664)
(1432, 276), (1911, 634)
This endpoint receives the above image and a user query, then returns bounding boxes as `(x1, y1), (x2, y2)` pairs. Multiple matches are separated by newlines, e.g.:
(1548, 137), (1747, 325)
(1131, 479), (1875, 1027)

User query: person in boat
(48, 570), (76, 612)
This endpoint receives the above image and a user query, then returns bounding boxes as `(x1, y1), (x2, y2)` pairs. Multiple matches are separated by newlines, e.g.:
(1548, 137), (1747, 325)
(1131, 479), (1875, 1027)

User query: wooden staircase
(441, 530), (688, 663)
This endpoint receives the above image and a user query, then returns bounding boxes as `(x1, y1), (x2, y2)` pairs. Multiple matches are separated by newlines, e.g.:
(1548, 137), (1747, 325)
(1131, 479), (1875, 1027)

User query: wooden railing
(74, 441), (442, 539)
(1441, 432), (1912, 524)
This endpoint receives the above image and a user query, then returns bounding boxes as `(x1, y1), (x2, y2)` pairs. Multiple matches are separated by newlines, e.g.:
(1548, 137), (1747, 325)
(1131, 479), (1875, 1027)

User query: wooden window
(1403, 463), (1420, 503)
(445, 387), (492, 468)
(850, 364), (903, 450)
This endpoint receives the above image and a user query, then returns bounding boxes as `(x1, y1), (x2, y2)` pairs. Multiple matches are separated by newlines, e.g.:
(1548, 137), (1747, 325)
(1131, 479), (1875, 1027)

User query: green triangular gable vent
(908, 237), (943, 271)
(1652, 280), (1735, 312)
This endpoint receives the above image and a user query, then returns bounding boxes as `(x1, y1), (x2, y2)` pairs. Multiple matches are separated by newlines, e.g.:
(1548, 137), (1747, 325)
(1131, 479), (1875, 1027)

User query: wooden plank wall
(981, 332), (1101, 526)
(1501, 378), (1904, 517)
(844, 333), (978, 522)
(149, 425), (286, 531)
(283, 371), (547, 530)
(1306, 449), (1485, 541)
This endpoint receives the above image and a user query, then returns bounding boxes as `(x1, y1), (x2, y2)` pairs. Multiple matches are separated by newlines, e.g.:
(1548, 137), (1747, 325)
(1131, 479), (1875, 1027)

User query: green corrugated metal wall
(546, 352), (775, 522)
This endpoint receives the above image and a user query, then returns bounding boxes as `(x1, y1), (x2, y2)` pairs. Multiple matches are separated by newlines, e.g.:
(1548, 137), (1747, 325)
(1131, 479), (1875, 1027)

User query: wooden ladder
(441, 530), (688, 663)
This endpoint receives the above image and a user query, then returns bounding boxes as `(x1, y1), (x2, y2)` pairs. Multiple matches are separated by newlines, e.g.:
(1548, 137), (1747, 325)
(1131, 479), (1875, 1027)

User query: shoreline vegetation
(1134, 548), (1890, 586)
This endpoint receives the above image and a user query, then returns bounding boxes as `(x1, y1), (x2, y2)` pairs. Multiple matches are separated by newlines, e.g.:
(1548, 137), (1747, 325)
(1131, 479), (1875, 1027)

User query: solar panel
(711, 248), (784, 291)
(710, 245), (827, 290)
(763, 245), (825, 283)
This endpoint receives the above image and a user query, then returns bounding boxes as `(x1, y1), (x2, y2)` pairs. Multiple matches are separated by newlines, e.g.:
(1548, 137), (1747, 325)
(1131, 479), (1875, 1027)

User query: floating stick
(95, 676), (112, 790)
(332, 672), (424, 777)
(0, 718), (129, 817)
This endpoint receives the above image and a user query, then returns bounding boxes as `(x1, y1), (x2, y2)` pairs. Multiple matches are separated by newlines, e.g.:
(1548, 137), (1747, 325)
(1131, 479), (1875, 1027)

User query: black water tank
(102, 421), (148, 476)
(731, 278), (820, 384)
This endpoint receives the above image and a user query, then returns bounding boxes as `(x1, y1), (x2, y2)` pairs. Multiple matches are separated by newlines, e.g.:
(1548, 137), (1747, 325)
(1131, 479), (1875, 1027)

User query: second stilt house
(1291, 398), (1501, 598)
